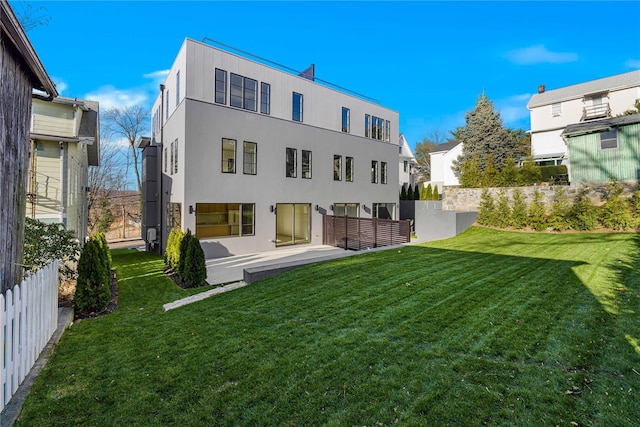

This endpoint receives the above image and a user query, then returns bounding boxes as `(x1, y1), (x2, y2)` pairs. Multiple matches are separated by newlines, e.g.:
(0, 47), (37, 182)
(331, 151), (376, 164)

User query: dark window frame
(346, 156), (354, 182)
(286, 147), (297, 178)
(243, 141), (257, 175)
(600, 129), (618, 150)
(222, 138), (237, 174)
(302, 150), (312, 179)
(342, 107), (350, 133)
(260, 82), (271, 115)
(215, 68), (227, 104)
(334, 155), (342, 181)
(293, 92), (303, 122)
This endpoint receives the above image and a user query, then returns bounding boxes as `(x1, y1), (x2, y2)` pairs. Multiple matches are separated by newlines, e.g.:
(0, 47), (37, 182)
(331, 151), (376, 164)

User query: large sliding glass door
(276, 203), (310, 246)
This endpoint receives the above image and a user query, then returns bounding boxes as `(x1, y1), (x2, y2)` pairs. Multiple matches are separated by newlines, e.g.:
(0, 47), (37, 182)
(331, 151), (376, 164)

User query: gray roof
(562, 114), (640, 137)
(527, 70), (640, 109)
(430, 140), (462, 154)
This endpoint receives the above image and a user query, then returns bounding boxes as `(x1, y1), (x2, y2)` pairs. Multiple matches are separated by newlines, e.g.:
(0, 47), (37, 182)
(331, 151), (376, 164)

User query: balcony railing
(582, 103), (611, 121)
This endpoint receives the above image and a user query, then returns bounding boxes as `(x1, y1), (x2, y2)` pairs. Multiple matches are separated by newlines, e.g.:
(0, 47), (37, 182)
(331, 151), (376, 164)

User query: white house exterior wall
(152, 39), (399, 258)
(429, 143), (462, 188)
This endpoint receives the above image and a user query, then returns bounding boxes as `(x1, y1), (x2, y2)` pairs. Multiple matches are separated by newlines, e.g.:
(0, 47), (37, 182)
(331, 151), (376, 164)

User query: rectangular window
(166, 203), (182, 229)
(230, 73), (243, 108)
(176, 70), (180, 106)
(365, 114), (370, 137)
(346, 156), (354, 182)
(333, 203), (359, 217)
(286, 147), (297, 178)
(373, 203), (395, 220)
(302, 150), (312, 179)
(244, 77), (258, 111)
(293, 92), (303, 122)
(215, 68), (227, 104)
(260, 82), (271, 114)
(334, 155), (342, 181)
(342, 107), (350, 133)
(600, 129), (618, 149)
(385, 120), (390, 142)
(243, 141), (257, 175)
(195, 203), (255, 238)
(166, 90), (170, 118)
(222, 138), (236, 173)
(276, 203), (310, 246)
(371, 160), (378, 183)
(552, 102), (561, 117)
(174, 139), (178, 174)
(381, 161), (387, 184)
(170, 140), (174, 175)
(403, 160), (408, 173)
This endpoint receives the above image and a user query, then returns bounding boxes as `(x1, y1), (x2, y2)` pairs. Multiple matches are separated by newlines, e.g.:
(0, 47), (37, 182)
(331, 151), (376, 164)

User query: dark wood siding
(1, 38), (34, 292)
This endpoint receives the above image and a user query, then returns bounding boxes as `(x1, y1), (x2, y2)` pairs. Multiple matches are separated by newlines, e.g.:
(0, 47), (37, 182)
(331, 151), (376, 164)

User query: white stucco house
(140, 38), (400, 257)
(526, 70), (640, 168)
(399, 134), (417, 190)
(428, 140), (462, 189)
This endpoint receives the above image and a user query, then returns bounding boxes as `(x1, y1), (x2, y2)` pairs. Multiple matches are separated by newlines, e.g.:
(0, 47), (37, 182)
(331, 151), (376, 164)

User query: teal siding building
(562, 114), (640, 183)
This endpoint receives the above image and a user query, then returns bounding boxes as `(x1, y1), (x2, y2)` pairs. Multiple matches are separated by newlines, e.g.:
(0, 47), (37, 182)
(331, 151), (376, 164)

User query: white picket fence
(1, 260), (59, 412)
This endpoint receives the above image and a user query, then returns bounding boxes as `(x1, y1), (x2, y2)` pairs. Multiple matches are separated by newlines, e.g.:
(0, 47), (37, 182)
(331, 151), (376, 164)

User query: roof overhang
(1, 0), (58, 99)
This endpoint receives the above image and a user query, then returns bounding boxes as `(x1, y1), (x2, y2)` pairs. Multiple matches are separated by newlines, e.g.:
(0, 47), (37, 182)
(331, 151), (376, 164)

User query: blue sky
(17, 1), (640, 151)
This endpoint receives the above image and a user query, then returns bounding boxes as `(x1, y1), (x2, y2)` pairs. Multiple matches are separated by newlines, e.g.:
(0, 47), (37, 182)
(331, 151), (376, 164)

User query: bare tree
(414, 130), (450, 182)
(14, 2), (50, 32)
(87, 141), (127, 233)
(101, 105), (149, 194)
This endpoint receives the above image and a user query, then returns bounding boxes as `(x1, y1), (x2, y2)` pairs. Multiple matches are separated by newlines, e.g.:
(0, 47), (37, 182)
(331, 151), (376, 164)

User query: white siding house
(142, 39), (400, 258)
(399, 134), (417, 189)
(429, 140), (462, 188)
(526, 70), (640, 168)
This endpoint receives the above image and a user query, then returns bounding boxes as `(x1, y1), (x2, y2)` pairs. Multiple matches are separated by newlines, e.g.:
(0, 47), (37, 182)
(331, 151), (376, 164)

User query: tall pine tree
(453, 93), (519, 186)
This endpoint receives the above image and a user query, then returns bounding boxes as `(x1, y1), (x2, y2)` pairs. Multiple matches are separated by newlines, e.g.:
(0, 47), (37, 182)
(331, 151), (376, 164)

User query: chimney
(538, 84), (545, 94)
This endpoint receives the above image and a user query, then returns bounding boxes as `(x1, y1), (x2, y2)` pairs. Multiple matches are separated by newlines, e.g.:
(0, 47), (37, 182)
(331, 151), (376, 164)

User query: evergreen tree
(413, 184), (420, 200)
(460, 155), (483, 188)
(495, 190), (511, 228)
(498, 156), (519, 187)
(177, 229), (193, 281)
(425, 183), (433, 200)
(548, 187), (571, 231)
(400, 184), (407, 200)
(519, 160), (542, 186)
(453, 93), (518, 176)
(510, 189), (527, 229)
(433, 185), (439, 201)
(528, 189), (548, 231)
(407, 185), (414, 200)
(477, 189), (496, 226)
(481, 154), (499, 188)
(569, 189), (599, 231)
(74, 239), (111, 314)
(182, 235), (207, 287)
(600, 181), (633, 230)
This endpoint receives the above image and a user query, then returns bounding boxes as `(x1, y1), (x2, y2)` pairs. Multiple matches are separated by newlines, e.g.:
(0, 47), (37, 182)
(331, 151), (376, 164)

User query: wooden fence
(323, 215), (410, 250)
(1, 260), (59, 412)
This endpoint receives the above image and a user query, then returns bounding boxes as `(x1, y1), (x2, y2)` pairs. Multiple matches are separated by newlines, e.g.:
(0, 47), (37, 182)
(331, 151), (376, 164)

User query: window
(371, 161), (378, 183)
(365, 114), (370, 137)
(222, 138), (236, 173)
(302, 150), (312, 179)
(215, 69), (227, 104)
(276, 203), (310, 246)
(333, 203), (359, 217)
(345, 156), (354, 182)
(176, 70), (180, 106)
(293, 92), (303, 122)
(381, 161), (387, 184)
(166, 203), (182, 229)
(600, 129), (618, 149)
(195, 203), (255, 238)
(170, 140), (174, 175)
(166, 90), (170, 118)
(230, 73), (258, 111)
(385, 120), (390, 142)
(286, 148), (297, 177)
(243, 141), (257, 175)
(260, 82), (271, 114)
(403, 160), (408, 173)
(373, 203), (395, 220)
(174, 139), (178, 174)
(342, 107), (350, 133)
(334, 155), (342, 181)
(552, 102), (561, 117)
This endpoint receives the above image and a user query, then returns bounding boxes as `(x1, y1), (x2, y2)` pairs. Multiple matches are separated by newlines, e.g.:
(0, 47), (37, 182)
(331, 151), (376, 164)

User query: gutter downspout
(59, 141), (66, 226)
(159, 84), (165, 253)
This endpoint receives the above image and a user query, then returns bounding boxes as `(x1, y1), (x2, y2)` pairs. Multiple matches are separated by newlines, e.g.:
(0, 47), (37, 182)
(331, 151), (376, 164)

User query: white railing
(1, 260), (59, 412)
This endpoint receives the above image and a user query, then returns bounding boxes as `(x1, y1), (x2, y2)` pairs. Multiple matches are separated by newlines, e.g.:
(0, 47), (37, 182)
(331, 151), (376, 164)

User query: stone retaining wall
(442, 181), (639, 212)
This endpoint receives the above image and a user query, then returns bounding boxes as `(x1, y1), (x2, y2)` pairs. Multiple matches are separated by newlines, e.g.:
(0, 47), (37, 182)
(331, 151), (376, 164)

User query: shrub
(568, 189), (599, 231)
(424, 183), (433, 201)
(95, 199), (114, 234)
(548, 187), (571, 231)
(74, 239), (111, 314)
(94, 232), (112, 272)
(477, 189), (496, 226)
(433, 185), (439, 201)
(600, 182), (633, 230)
(413, 184), (420, 200)
(181, 234), (207, 288)
(407, 185), (414, 200)
(510, 189), (527, 229)
(528, 189), (548, 231)
(519, 161), (542, 186)
(165, 228), (184, 271)
(630, 190), (640, 228)
(23, 217), (81, 281)
(400, 184), (407, 200)
(177, 229), (193, 280)
(460, 155), (482, 188)
(540, 165), (568, 184)
(481, 155), (499, 188)
(498, 157), (519, 187)
(495, 190), (511, 228)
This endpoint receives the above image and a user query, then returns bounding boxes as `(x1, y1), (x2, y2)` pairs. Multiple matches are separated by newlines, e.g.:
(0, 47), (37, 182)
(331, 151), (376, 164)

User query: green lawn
(16, 227), (640, 426)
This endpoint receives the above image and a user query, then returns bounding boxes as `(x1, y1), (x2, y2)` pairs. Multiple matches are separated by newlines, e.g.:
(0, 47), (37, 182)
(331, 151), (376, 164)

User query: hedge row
(478, 182), (640, 232)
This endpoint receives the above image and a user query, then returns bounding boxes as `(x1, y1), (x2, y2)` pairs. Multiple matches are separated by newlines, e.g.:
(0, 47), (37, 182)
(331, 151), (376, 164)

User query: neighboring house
(1, 0), (57, 291)
(399, 134), (417, 189)
(428, 140), (462, 188)
(527, 70), (640, 168)
(28, 97), (99, 243)
(561, 114), (640, 183)
(141, 38), (400, 258)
